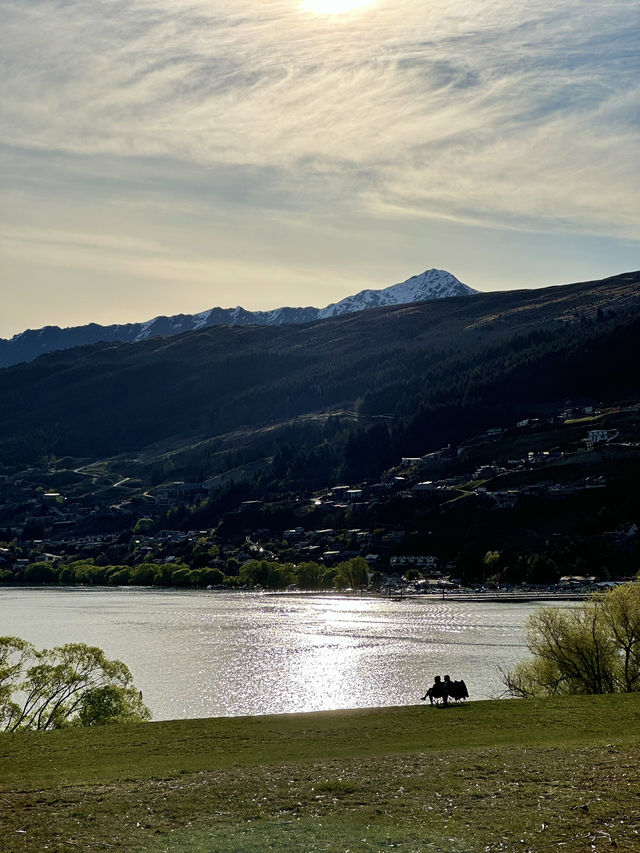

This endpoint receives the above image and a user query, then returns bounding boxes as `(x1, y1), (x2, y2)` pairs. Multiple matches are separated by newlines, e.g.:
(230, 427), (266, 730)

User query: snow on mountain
(0, 269), (474, 368)
(317, 269), (474, 318)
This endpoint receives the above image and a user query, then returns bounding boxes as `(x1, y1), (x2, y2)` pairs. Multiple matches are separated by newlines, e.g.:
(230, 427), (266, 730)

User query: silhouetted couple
(421, 674), (468, 706)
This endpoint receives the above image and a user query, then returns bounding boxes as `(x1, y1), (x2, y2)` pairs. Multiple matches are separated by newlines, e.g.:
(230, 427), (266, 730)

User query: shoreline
(0, 583), (589, 603)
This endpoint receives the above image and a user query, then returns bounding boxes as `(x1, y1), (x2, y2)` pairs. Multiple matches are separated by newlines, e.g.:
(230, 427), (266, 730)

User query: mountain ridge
(0, 270), (638, 474)
(0, 268), (473, 368)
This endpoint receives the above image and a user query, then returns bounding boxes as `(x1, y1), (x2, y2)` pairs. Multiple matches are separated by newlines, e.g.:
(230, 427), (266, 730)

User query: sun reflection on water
(0, 589), (552, 720)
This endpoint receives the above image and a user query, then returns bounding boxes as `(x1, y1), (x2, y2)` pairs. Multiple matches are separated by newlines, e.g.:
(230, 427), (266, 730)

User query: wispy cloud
(1, 0), (638, 334)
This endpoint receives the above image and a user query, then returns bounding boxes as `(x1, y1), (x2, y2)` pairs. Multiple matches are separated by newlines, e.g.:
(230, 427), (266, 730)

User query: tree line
(0, 556), (371, 591)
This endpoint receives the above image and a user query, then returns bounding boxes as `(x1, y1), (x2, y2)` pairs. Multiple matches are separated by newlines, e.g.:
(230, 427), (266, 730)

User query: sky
(1, 0), (639, 339)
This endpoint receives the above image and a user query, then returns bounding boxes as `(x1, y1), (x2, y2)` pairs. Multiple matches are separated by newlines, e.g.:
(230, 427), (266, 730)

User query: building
(390, 555), (438, 570)
(585, 429), (618, 449)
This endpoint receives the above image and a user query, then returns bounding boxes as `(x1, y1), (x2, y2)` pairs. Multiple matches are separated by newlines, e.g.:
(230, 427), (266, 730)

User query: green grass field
(2, 695), (640, 852)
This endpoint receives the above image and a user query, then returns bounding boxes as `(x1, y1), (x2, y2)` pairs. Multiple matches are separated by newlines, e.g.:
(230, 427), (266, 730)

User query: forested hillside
(0, 271), (638, 486)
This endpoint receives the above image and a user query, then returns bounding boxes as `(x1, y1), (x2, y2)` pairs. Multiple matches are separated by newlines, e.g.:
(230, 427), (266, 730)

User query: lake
(0, 588), (569, 720)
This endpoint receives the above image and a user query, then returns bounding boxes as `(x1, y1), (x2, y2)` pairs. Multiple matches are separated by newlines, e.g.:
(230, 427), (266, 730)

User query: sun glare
(301, 0), (373, 14)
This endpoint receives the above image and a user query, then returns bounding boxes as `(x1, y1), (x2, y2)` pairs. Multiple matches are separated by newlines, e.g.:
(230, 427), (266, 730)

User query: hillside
(0, 271), (638, 473)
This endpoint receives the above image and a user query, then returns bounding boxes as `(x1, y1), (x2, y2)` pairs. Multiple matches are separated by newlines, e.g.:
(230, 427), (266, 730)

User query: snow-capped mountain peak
(0, 268), (475, 368)
(317, 269), (473, 318)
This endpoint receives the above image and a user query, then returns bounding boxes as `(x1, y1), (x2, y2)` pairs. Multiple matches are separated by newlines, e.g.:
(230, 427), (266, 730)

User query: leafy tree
(334, 557), (369, 589)
(599, 583), (640, 692)
(238, 559), (293, 590)
(483, 551), (501, 573)
(24, 562), (56, 584)
(525, 553), (559, 586)
(201, 567), (225, 586)
(273, 562), (296, 589)
(77, 684), (150, 726)
(0, 638), (150, 731)
(152, 564), (173, 586)
(108, 567), (131, 585)
(191, 543), (214, 568)
(0, 636), (31, 728)
(133, 518), (156, 535)
(295, 561), (324, 590)
(129, 563), (159, 585)
(170, 566), (193, 587)
(322, 566), (338, 588)
(225, 557), (239, 575)
(57, 563), (77, 583)
(74, 562), (109, 585)
(239, 559), (267, 587)
(504, 583), (640, 697)
(370, 570), (382, 588)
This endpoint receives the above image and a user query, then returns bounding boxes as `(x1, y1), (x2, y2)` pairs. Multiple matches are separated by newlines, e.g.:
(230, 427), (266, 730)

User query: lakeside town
(2, 400), (638, 595)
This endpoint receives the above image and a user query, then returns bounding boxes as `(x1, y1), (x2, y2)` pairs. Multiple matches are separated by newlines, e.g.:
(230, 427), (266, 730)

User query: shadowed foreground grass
(1, 695), (640, 852)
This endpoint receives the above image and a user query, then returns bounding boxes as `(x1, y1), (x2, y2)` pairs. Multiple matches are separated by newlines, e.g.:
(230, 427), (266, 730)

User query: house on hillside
(585, 429), (618, 449)
(411, 481), (438, 494)
(390, 555), (438, 571)
(474, 464), (499, 479)
(527, 450), (563, 466)
(490, 490), (519, 509)
(157, 482), (208, 506)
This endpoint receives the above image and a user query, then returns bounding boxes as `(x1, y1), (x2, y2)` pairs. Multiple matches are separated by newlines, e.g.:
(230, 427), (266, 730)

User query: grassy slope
(2, 695), (640, 852)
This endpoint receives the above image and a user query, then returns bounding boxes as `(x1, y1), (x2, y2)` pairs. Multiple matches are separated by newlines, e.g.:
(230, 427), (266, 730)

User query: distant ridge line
(0, 268), (473, 368)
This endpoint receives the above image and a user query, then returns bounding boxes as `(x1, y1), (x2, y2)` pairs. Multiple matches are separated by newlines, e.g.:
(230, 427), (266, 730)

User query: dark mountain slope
(0, 271), (638, 466)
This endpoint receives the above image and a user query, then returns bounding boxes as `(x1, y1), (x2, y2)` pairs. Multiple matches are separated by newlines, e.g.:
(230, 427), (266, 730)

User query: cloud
(2, 0), (638, 235)
(1, 0), (638, 336)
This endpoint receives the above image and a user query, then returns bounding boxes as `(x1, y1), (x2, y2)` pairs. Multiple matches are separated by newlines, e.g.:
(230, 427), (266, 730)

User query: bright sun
(301, 0), (373, 14)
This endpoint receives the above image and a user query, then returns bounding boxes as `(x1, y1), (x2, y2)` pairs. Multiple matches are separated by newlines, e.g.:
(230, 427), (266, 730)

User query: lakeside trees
(0, 638), (150, 731)
(0, 554), (375, 591)
(504, 583), (640, 697)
